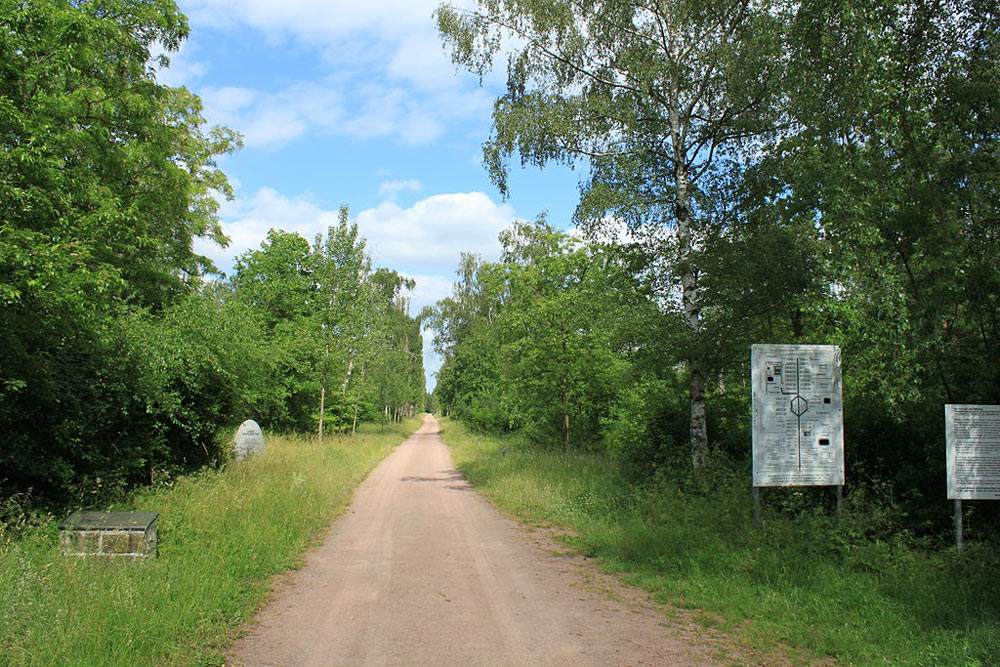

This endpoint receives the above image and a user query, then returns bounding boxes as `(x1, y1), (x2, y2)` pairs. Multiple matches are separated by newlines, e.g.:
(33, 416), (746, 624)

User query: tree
(498, 221), (633, 449)
(429, 220), (663, 449)
(229, 216), (427, 436)
(230, 230), (321, 430)
(437, 0), (788, 468)
(0, 0), (239, 503)
(311, 208), (375, 434)
(0, 0), (239, 309)
(231, 230), (316, 329)
(426, 253), (509, 430)
(746, 0), (1000, 523)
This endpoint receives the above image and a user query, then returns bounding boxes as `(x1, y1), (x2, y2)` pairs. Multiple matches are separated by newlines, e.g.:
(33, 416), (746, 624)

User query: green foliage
(434, 0), (1000, 545)
(0, 2), (424, 509)
(231, 222), (431, 434)
(438, 0), (793, 466)
(0, 0), (239, 505)
(734, 0), (1000, 531)
(601, 375), (689, 482)
(0, 421), (419, 665)
(229, 214), (426, 435)
(0, 0), (238, 309)
(429, 221), (665, 450)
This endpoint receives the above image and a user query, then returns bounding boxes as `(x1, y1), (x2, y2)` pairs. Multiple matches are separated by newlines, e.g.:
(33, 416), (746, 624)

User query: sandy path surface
(227, 415), (722, 666)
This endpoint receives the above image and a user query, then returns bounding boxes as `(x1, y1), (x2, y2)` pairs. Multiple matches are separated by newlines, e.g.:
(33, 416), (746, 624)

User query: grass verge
(440, 418), (999, 666)
(0, 418), (419, 665)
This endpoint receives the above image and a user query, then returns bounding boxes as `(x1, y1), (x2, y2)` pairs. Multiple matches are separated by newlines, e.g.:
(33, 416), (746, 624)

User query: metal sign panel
(945, 404), (1000, 500)
(752, 344), (844, 487)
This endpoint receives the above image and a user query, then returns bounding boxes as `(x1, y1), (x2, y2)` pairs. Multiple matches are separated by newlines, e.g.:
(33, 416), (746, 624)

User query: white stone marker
(234, 419), (265, 460)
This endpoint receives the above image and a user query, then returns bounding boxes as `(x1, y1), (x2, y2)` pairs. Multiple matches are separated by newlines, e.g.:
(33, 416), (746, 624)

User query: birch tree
(437, 0), (788, 468)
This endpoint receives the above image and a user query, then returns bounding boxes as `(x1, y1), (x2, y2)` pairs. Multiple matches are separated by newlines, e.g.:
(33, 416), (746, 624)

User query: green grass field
(440, 418), (1000, 665)
(0, 419), (418, 665)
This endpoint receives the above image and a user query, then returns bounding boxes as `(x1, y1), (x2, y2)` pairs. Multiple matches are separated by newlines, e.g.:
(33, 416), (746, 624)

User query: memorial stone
(234, 419), (265, 460)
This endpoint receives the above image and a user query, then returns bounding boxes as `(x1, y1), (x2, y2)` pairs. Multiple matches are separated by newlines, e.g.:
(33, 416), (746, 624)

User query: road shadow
(399, 469), (471, 491)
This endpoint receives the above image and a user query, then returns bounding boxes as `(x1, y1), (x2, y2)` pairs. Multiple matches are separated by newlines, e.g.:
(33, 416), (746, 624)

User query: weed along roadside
(0, 418), (419, 666)
(439, 417), (1000, 665)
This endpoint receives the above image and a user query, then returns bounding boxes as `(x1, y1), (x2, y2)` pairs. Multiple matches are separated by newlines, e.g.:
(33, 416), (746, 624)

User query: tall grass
(441, 418), (1000, 665)
(0, 419), (419, 665)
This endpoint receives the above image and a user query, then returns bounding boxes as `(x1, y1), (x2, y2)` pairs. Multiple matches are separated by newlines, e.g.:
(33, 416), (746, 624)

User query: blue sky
(158, 0), (583, 389)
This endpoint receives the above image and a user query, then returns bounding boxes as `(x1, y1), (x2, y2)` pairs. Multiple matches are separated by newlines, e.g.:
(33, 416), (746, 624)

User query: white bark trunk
(672, 112), (710, 470)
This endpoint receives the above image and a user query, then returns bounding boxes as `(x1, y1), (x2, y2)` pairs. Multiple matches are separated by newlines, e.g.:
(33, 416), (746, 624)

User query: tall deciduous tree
(498, 221), (633, 449)
(230, 217), (427, 436)
(0, 0), (239, 502)
(427, 252), (510, 430)
(437, 0), (788, 468)
(429, 220), (663, 448)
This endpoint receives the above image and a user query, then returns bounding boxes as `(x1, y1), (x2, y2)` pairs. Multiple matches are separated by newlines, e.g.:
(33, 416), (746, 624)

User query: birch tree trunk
(672, 113), (709, 469)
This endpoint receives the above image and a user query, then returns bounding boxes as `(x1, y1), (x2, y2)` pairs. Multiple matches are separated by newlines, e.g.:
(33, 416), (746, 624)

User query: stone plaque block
(59, 511), (158, 559)
(234, 419), (265, 460)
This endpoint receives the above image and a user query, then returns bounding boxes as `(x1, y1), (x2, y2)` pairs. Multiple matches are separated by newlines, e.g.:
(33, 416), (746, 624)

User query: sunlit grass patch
(0, 418), (419, 665)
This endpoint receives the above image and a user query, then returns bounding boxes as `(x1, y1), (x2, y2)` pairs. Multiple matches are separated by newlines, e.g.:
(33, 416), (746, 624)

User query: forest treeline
(0, 1), (424, 509)
(430, 0), (1000, 541)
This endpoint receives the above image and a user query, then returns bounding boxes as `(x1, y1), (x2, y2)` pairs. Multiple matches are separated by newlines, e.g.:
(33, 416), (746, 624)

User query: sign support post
(837, 484), (843, 525)
(752, 486), (761, 528)
(955, 499), (963, 554)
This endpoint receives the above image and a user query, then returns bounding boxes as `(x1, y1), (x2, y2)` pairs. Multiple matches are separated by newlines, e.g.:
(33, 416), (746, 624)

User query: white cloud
(180, 0), (495, 148)
(150, 41), (207, 87)
(199, 83), (344, 147)
(182, 0), (471, 93)
(195, 77), (490, 148)
(199, 86), (260, 114)
(194, 187), (516, 279)
(387, 30), (459, 92)
(378, 179), (423, 199)
(192, 187), (336, 273)
(357, 192), (515, 274)
(182, 0), (442, 41)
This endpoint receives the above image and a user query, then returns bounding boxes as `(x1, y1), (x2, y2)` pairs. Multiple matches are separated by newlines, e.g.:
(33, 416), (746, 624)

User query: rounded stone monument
(234, 419), (266, 460)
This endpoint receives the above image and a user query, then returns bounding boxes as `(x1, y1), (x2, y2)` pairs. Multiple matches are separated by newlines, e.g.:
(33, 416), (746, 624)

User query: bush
(602, 377), (689, 481)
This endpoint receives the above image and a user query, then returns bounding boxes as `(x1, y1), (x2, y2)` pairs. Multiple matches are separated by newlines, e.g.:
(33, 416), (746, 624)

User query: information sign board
(945, 404), (1000, 500)
(752, 344), (844, 487)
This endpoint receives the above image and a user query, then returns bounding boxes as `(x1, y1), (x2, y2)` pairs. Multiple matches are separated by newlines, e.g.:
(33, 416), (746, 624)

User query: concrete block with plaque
(59, 511), (159, 559)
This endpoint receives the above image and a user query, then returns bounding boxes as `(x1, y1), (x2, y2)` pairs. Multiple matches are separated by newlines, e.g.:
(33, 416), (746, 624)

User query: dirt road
(227, 415), (720, 665)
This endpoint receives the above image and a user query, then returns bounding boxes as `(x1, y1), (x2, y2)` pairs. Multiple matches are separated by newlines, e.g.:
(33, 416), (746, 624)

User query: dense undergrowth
(0, 419), (417, 666)
(440, 418), (1000, 665)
